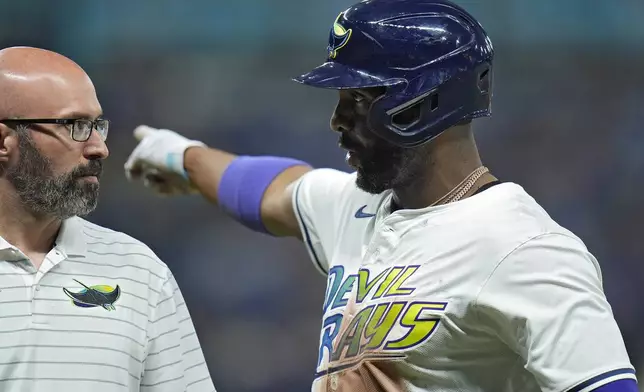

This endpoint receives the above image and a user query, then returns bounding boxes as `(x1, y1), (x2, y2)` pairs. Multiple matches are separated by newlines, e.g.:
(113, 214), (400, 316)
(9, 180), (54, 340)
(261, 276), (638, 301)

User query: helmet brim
(292, 61), (404, 89)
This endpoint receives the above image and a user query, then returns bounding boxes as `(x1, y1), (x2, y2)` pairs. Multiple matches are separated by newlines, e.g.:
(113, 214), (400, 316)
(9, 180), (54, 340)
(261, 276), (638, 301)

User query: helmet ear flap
(367, 88), (441, 147)
(389, 90), (439, 132)
(478, 67), (491, 94)
(367, 62), (493, 148)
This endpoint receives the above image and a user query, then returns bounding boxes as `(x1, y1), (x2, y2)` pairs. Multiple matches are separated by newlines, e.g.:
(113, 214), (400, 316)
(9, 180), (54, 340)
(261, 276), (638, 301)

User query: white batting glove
(124, 125), (206, 196)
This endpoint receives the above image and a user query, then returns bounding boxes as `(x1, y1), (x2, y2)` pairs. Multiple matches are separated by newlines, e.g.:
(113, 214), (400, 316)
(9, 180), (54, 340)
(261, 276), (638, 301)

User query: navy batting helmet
(293, 0), (494, 148)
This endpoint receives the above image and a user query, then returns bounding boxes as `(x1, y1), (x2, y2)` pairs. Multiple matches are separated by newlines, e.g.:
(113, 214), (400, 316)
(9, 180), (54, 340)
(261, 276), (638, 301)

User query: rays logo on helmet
(327, 12), (352, 59)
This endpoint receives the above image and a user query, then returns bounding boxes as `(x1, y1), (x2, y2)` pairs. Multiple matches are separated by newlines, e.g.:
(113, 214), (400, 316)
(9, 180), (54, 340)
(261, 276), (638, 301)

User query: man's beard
(353, 144), (426, 195)
(5, 132), (102, 219)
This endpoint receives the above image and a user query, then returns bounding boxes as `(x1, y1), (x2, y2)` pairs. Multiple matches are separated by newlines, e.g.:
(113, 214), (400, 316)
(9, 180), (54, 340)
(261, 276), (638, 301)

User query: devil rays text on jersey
(316, 264), (446, 378)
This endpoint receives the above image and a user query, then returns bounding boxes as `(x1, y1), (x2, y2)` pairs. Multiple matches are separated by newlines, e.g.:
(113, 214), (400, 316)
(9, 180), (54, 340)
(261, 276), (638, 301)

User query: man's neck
(392, 161), (491, 210)
(0, 191), (61, 255)
(391, 125), (494, 210)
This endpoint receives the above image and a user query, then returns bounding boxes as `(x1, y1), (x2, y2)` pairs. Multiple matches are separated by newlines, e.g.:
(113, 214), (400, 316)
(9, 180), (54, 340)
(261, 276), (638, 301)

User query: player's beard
(354, 142), (428, 195)
(6, 131), (102, 220)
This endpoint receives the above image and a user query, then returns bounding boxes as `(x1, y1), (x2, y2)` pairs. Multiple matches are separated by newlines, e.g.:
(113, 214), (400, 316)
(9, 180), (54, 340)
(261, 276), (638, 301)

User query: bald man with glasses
(0, 46), (215, 392)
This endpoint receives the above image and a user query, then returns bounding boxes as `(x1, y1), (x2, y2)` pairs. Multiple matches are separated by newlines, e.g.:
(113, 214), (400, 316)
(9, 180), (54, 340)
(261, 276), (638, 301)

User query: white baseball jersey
(292, 168), (635, 392)
(0, 216), (215, 392)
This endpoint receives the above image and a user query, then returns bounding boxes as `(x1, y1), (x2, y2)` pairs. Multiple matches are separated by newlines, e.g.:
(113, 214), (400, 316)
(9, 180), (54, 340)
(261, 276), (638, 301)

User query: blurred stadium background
(1, 0), (643, 391)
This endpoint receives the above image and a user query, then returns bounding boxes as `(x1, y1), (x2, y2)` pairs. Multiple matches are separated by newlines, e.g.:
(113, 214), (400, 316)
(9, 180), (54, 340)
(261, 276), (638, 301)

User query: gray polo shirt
(0, 216), (215, 391)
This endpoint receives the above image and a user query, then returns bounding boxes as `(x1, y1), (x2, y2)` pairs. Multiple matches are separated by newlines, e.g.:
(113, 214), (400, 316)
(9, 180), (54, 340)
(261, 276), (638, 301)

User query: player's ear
(0, 122), (20, 166)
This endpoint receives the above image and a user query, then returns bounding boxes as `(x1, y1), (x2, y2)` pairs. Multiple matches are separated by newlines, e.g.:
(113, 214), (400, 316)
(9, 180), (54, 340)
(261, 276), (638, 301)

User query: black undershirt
(472, 179), (502, 196)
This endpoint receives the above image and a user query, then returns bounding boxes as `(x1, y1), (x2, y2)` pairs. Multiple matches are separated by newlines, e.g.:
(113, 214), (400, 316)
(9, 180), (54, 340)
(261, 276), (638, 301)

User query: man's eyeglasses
(0, 118), (109, 142)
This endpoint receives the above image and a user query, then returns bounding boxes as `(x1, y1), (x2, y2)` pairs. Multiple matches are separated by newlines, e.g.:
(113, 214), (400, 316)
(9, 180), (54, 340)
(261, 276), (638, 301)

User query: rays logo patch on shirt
(63, 279), (121, 311)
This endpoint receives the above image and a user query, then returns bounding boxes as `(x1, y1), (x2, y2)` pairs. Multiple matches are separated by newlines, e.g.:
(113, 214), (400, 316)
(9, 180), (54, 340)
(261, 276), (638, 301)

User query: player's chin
(355, 167), (397, 194)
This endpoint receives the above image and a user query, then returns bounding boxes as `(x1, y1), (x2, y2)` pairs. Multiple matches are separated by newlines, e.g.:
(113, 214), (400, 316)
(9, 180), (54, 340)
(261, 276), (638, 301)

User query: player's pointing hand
(124, 125), (206, 196)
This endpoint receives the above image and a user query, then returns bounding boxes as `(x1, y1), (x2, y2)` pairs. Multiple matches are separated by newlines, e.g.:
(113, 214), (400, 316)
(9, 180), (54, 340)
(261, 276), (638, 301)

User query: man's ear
(0, 123), (19, 165)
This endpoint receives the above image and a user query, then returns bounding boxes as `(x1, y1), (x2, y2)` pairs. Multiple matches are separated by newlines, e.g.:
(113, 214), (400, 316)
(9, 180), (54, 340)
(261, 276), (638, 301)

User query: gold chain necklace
(430, 166), (489, 207)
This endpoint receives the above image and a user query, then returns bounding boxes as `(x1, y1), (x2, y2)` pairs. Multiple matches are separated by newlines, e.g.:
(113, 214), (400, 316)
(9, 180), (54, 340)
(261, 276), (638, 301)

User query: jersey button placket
(31, 265), (50, 325)
(31, 281), (41, 324)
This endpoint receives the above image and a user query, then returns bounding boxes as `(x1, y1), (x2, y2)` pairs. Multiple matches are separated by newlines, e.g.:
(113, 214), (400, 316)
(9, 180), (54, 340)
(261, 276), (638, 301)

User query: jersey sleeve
(475, 233), (636, 392)
(291, 168), (354, 275)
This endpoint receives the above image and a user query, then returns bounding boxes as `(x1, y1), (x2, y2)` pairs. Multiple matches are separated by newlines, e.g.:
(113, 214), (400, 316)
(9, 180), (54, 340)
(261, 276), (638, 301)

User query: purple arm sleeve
(217, 156), (309, 234)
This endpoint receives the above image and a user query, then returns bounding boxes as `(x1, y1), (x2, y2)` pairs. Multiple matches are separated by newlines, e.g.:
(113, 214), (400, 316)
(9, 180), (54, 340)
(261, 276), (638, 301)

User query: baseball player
(124, 0), (637, 391)
(0, 47), (215, 392)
